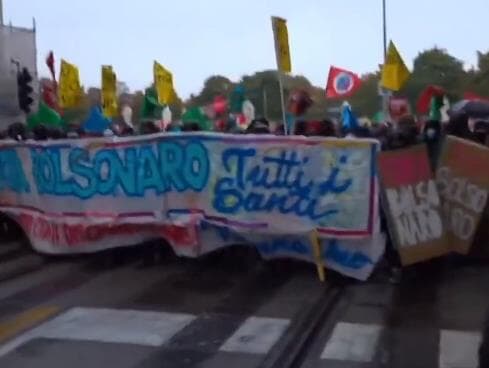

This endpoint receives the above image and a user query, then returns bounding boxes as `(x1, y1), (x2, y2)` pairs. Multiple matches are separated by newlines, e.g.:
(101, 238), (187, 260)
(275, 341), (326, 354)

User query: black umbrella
(449, 99), (489, 118)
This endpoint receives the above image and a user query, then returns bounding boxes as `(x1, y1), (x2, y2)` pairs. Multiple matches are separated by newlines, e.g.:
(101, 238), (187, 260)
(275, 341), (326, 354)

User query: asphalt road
(0, 242), (487, 368)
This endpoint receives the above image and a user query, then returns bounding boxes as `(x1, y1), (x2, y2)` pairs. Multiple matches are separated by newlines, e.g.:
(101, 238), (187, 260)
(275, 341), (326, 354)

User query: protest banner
(198, 221), (385, 281)
(0, 133), (379, 254)
(378, 145), (448, 265)
(436, 136), (489, 254)
(11, 211), (384, 280)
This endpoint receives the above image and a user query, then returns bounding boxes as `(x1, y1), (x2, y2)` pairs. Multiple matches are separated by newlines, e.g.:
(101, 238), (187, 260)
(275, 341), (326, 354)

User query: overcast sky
(4, 0), (488, 97)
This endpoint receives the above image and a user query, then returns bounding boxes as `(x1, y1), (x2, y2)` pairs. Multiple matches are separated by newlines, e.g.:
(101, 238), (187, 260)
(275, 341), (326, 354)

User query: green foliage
(401, 47), (466, 103)
(348, 72), (381, 117)
(466, 51), (489, 96)
(187, 75), (234, 107)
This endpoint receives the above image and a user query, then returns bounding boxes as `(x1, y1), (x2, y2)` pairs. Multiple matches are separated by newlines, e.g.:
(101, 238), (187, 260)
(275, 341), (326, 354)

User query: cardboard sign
(378, 145), (448, 265)
(436, 136), (489, 254)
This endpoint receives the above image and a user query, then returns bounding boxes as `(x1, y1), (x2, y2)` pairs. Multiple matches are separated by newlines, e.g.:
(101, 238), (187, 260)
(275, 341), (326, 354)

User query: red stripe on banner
(317, 228), (370, 237)
(0, 203), (155, 219)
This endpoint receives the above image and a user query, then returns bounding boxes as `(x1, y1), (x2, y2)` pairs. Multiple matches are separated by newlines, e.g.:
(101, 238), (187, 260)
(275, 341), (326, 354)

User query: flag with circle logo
(325, 66), (362, 99)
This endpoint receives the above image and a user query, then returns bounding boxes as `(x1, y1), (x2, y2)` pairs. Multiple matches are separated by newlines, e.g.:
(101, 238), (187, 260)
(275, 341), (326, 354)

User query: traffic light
(17, 67), (34, 114)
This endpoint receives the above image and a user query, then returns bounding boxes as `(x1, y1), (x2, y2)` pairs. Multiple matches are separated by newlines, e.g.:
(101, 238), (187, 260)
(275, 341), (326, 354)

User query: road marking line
(219, 316), (290, 354)
(439, 329), (481, 368)
(0, 307), (196, 357)
(0, 306), (59, 344)
(320, 322), (382, 362)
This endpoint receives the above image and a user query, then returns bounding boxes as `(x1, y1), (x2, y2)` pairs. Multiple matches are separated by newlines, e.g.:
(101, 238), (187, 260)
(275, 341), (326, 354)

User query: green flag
(229, 85), (245, 113)
(429, 95), (444, 121)
(141, 87), (163, 119)
(27, 101), (64, 129)
(181, 107), (212, 131)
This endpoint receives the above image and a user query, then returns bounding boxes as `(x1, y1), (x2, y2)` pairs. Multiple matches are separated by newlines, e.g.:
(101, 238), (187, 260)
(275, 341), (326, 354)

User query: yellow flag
(153, 61), (174, 105)
(101, 65), (118, 118)
(271, 16), (291, 73)
(381, 41), (410, 91)
(59, 59), (82, 108)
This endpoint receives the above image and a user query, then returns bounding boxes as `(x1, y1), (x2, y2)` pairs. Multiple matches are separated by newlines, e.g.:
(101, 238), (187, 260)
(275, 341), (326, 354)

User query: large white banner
(0, 133), (378, 233)
(0, 133), (383, 279)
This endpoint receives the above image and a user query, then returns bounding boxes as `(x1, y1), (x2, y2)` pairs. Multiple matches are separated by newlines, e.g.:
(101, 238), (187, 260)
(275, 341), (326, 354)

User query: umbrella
(449, 100), (489, 119)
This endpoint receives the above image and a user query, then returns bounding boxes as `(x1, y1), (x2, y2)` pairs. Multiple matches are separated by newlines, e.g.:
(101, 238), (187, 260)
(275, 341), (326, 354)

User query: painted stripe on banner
(0, 307), (196, 357)
(320, 322), (382, 362)
(439, 330), (481, 368)
(219, 316), (290, 354)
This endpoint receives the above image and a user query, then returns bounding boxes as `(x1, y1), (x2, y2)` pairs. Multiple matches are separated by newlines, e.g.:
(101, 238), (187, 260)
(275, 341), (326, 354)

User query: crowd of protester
(4, 113), (489, 282)
(2, 108), (485, 149)
(4, 110), (489, 366)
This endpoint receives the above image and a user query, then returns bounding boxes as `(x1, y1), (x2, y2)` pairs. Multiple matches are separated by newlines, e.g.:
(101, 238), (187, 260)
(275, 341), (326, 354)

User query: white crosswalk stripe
(320, 322), (382, 362)
(219, 316), (290, 354)
(1, 309), (483, 364)
(439, 330), (481, 368)
(320, 322), (482, 367)
(0, 307), (291, 358)
(0, 307), (196, 357)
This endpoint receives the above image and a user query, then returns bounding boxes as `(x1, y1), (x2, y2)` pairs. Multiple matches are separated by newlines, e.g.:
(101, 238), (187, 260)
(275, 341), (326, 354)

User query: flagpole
(278, 71), (288, 135)
(381, 0), (390, 124)
(382, 0), (387, 60)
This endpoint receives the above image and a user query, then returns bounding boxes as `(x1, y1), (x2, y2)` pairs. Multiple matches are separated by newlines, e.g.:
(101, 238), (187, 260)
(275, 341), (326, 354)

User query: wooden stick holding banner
(271, 16), (291, 135)
(310, 229), (326, 282)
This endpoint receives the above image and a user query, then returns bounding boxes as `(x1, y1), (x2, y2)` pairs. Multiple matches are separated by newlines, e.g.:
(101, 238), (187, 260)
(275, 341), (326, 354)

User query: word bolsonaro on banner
(437, 136), (489, 254)
(0, 133), (379, 254)
(378, 145), (448, 265)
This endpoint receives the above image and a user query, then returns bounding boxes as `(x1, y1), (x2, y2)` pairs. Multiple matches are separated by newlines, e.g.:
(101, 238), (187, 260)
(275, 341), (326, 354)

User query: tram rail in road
(260, 282), (345, 368)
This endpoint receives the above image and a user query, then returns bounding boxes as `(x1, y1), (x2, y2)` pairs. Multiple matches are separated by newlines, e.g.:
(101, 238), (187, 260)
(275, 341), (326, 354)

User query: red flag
(46, 51), (56, 82)
(41, 79), (60, 113)
(416, 85), (444, 114)
(325, 66), (362, 99)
